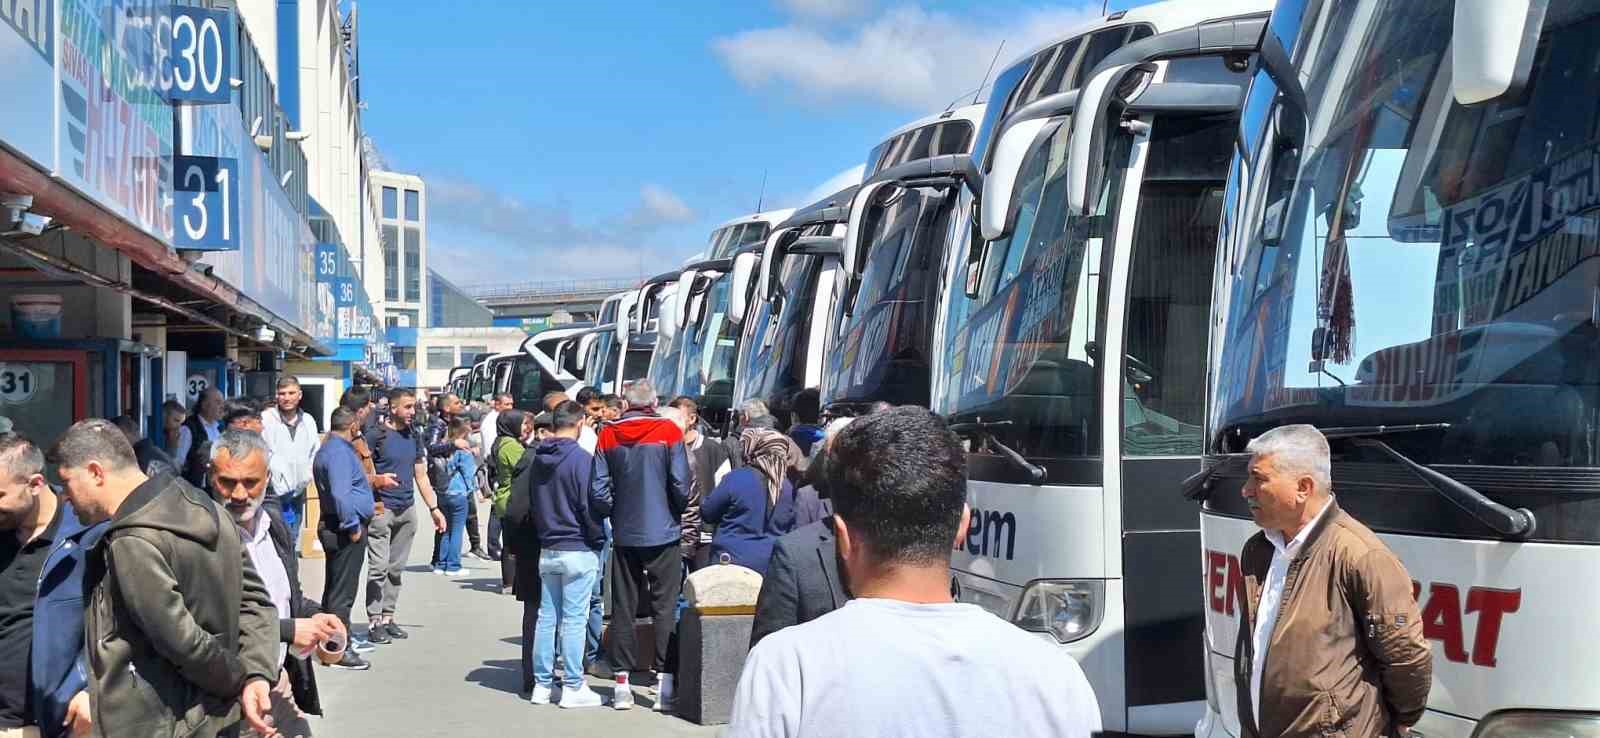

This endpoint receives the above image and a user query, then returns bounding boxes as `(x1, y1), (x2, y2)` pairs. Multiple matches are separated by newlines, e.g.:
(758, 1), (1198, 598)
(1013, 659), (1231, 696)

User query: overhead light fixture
(249, 116), (262, 137)
(281, 170), (295, 187)
(230, 78), (244, 89)
(285, 130), (311, 141)
(254, 326), (276, 343)
(254, 134), (273, 151)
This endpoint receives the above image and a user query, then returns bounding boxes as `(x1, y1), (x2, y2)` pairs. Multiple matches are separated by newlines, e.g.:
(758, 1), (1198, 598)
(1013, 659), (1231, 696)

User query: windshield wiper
(1184, 423), (1452, 500)
(1185, 422), (1536, 540)
(1348, 438), (1536, 540)
(947, 420), (1047, 483)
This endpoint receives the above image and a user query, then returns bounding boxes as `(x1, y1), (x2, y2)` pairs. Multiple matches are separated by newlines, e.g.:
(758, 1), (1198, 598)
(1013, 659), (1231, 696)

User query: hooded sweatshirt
(530, 437), (604, 552)
(84, 473), (279, 738)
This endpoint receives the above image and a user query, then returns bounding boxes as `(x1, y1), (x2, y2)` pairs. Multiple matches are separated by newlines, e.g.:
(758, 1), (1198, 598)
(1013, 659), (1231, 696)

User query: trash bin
(676, 561), (762, 725)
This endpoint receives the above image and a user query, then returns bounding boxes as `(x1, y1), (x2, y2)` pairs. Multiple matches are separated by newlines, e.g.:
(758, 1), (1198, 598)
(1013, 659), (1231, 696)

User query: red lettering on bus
(1420, 583), (1469, 663)
(1465, 587), (1521, 667)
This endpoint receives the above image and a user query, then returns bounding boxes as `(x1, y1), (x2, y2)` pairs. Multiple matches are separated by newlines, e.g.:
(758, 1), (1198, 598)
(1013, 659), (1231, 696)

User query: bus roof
(710, 208), (796, 233)
(998, 0), (1271, 76)
(872, 103), (987, 146)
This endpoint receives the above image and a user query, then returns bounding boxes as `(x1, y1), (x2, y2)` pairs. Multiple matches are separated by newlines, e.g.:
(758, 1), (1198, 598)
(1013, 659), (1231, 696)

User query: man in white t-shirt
(726, 407), (1102, 738)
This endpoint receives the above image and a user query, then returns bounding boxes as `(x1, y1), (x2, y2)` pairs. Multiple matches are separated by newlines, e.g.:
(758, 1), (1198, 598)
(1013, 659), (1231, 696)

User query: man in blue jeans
(528, 402), (607, 708)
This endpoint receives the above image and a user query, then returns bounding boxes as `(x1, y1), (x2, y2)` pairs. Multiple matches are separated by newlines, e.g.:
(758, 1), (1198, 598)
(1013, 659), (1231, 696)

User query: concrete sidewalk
(297, 500), (720, 738)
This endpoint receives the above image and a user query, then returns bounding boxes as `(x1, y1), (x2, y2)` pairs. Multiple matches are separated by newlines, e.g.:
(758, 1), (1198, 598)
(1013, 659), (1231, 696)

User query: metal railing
(464, 277), (643, 300)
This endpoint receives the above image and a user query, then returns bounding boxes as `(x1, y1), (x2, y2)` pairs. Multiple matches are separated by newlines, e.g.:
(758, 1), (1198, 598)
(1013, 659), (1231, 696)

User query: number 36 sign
(173, 155), (240, 250)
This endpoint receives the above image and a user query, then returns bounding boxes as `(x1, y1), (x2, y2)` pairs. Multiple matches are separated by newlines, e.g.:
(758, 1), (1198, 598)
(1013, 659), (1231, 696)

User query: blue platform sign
(166, 7), (233, 104)
(334, 277), (357, 307)
(172, 155), (240, 250)
(315, 243), (340, 282)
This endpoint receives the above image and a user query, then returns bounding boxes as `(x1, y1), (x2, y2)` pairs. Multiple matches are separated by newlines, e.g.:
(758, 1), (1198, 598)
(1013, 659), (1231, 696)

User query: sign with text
(172, 155), (240, 250)
(334, 277), (357, 307)
(1, 0), (54, 166)
(58, 0), (175, 242)
(165, 6), (232, 104)
(315, 243), (340, 281)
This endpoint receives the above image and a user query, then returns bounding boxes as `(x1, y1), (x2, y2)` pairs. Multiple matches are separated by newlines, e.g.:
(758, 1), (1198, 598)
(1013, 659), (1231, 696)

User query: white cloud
(798, 164), (866, 206)
(424, 178), (698, 285)
(777, 0), (875, 21)
(638, 184), (695, 224)
(713, 3), (1104, 111)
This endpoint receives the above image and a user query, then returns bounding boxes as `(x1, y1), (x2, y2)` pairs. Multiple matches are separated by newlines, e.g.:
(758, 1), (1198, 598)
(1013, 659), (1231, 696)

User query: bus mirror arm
(1350, 439), (1536, 539)
(948, 420), (1047, 484)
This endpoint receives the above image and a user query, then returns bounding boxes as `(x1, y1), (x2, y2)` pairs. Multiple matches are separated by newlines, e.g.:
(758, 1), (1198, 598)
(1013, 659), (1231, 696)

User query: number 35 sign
(173, 155), (240, 250)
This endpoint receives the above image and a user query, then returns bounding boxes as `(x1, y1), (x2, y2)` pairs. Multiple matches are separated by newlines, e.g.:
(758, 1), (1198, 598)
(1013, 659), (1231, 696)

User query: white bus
(928, 1), (1272, 733)
(635, 267), (687, 398)
(821, 104), (986, 414)
(669, 209), (793, 425)
(729, 188), (857, 422)
(1195, 2), (1600, 738)
(586, 291), (653, 397)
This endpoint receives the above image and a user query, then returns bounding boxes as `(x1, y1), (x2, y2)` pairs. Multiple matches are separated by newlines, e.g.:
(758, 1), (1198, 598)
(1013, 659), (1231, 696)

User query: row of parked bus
(452, 1), (1600, 735)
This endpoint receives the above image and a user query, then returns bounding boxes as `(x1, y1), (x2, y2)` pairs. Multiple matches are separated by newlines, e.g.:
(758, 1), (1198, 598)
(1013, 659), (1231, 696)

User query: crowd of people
(0, 370), (1433, 738)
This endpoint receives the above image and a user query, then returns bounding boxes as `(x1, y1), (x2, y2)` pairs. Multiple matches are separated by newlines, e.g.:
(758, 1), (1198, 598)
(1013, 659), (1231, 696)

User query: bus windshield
(708, 222), (771, 260)
(931, 118), (1130, 458)
(648, 319), (684, 399)
(1212, 0), (1600, 471)
(734, 252), (826, 410)
(507, 355), (557, 412)
(590, 330), (618, 388)
(823, 186), (953, 410)
(677, 274), (737, 402)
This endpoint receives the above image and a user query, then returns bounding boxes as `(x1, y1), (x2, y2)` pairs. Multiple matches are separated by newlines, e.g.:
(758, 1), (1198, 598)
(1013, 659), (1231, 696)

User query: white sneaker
(612, 682), (634, 710)
(529, 684), (554, 705)
(431, 568), (445, 575)
(653, 674), (675, 713)
(559, 685), (604, 709)
(446, 569), (469, 577)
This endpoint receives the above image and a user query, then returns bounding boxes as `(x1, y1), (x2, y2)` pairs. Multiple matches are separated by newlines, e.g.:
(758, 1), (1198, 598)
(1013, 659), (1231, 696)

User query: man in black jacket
(209, 429), (349, 714)
(51, 419), (280, 738)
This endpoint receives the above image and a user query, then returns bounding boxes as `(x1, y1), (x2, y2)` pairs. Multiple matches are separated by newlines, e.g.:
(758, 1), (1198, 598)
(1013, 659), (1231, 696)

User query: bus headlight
(1474, 712), (1600, 738)
(1011, 580), (1104, 643)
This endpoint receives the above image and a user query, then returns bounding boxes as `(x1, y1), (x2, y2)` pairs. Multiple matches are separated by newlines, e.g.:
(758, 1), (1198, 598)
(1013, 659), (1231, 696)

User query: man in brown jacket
(1235, 424), (1431, 738)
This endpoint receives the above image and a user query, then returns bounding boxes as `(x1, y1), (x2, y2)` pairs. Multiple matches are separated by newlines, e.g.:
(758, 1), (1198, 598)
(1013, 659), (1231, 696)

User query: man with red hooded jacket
(588, 380), (690, 710)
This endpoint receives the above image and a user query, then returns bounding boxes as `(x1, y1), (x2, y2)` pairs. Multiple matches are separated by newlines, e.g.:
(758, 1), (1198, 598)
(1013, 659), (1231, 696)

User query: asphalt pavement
(297, 500), (721, 738)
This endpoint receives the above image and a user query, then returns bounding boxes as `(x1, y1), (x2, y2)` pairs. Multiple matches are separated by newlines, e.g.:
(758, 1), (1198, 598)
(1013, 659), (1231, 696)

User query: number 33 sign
(0, 364), (38, 404)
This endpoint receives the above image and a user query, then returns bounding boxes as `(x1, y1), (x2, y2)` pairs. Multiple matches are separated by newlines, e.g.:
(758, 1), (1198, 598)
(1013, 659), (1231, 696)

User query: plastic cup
(316, 632), (346, 665)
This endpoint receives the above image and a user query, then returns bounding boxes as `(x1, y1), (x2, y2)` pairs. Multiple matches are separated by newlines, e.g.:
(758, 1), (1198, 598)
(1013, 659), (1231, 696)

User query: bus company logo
(959, 507), (1017, 560)
(1204, 549), (1520, 668)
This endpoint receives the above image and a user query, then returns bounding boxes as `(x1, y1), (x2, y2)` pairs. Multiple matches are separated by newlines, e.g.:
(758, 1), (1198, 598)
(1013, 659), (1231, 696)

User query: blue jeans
(535, 549), (600, 689)
(586, 520), (611, 665)
(282, 488), (304, 555)
(437, 493), (469, 572)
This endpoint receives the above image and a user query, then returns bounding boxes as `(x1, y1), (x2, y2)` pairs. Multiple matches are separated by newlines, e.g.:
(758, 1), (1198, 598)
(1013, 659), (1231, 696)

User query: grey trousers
(365, 505), (418, 621)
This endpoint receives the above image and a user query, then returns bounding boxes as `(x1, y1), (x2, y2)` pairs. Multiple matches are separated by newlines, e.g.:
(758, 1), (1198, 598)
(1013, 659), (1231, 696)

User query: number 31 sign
(173, 155), (240, 251)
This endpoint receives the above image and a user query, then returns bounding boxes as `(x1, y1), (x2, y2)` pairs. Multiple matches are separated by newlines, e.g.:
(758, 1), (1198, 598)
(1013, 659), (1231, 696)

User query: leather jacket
(1233, 501), (1432, 738)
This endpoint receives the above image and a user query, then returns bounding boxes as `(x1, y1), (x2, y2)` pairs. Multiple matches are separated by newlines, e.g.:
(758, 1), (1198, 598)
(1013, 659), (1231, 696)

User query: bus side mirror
(964, 215), (987, 299)
(616, 292), (637, 344)
(843, 180), (893, 281)
(577, 333), (598, 371)
(980, 117), (1054, 242)
(674, 270), (698, 329)
(729, 251), (758, 324)
(759, 227), (788, 303)
(1066, 62), (1155, 217)
(1451, 0), (1546, 104)
(659, 289), (680, 341)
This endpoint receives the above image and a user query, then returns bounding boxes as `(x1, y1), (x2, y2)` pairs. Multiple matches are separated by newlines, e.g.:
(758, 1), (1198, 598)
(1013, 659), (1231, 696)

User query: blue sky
(357, 0), (1119, 286)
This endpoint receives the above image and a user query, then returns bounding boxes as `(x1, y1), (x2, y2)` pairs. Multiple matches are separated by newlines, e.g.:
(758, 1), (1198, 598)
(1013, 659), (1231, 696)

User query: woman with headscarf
(489, 409), (529, 595)
(701, 427), (801, 576)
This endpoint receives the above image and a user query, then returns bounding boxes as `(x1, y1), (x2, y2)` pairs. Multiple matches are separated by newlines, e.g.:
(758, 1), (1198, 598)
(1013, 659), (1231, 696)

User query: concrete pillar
(676, 562), (762, 725)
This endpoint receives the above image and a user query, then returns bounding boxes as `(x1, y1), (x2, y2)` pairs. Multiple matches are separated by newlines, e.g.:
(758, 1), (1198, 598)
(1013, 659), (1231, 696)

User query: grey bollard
(676, 560), (762, 725)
